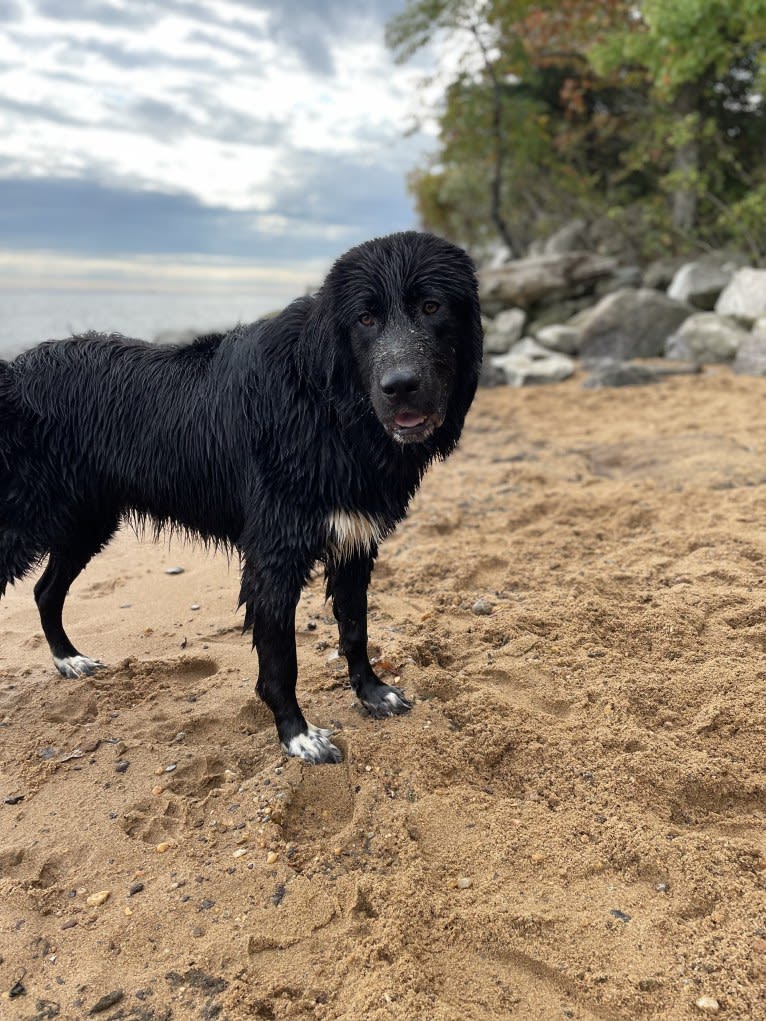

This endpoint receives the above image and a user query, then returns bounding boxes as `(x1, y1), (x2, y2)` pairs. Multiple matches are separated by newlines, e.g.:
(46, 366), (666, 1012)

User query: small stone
(190, 604), (201, 611)
(266, 851), (278, 865)
(656, 882), (669, 893)
(3, 794), (24, 805)
(695, 996), (720, 1014)
(165, 567), (185, 575)
(151, 785), (164, 797)
(530, 852), (545, 864)
(86, 890), (111, 907)
(115, 761), (129, 774)
(456, 877), (472, 889)
(89, 989), (123, 1014)
(192, 927), (203, 938)
(61, 919), (78, 930)
(156, 842), (173, 854)
(128, 882), (144, 896)
(164, 763), (177, 773)
(610, 909), (631, 923)
(233, 848), (247, 859)
(174, 732), (186, 742)
(471, 599), (493, 616)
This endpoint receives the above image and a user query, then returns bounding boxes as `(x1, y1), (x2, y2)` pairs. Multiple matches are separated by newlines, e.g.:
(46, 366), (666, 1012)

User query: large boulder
(665, 313), (747, 363)
(479, 251), (618, 311)
(733, 319), (766, 376)
(483, 308), (526, 354)
(534, 323), (581, 355)
(575, 288), (693, 360)
(715, 268), (766, 323)
(492, 338), (575, 386)
(667, 260), (739, 310)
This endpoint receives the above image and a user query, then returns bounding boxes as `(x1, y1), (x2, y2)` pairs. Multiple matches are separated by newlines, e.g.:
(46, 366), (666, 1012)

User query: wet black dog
(0, 231), (482, 763)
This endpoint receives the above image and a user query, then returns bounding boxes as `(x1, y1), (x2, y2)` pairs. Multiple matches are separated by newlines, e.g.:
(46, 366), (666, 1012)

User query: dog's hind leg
(240, 557), (342, 765)
(326, 553), (412, 718)
(35, 521), (120, 678)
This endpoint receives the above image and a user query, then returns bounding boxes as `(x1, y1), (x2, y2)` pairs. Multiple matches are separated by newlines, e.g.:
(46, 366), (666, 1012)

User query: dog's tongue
(395, 412), (426, 429)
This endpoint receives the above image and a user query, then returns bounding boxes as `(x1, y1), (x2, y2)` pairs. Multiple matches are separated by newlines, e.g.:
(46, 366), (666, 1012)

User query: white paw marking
(282, 722), (342, 764)
(54, 655), (105, 678)
(327, 509), (387, 560)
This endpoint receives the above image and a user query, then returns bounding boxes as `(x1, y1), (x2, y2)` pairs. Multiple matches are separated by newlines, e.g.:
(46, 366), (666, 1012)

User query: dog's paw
(282, 723), (342, 765)
(53, 655), (105, 679)
(360, 684), (412, 719)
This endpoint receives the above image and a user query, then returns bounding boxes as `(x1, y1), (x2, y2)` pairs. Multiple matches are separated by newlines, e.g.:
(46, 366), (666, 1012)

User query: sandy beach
(2, 369), (765, 1019)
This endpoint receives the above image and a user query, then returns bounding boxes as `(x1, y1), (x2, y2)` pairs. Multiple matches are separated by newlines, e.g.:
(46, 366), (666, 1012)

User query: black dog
(0, 231), (482, 763)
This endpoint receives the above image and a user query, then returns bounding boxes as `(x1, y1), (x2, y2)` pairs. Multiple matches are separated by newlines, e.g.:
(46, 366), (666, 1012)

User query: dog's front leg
(326, 553), (412, 718)
(241, 562), (341, 765)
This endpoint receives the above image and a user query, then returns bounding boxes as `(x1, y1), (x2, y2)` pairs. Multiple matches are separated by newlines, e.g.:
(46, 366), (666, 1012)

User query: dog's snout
(380, 367), (421, 399)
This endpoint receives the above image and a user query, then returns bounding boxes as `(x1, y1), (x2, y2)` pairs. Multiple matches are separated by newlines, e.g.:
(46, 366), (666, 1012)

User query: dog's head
(312, 231), (482, 449)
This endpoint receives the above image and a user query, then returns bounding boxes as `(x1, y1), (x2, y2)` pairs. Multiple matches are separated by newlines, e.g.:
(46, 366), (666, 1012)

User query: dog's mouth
(389, 410), (441, 444)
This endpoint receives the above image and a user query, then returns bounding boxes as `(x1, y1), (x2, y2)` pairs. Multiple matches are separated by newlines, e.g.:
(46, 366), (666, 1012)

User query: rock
(665, 313), (747, 363)
(89, 990), (124, 1015)
(733, 319), (766, 376)
(593, 265), (643, 299)
(543, 218), (588, 255)
(456, 876), (473, 889)
(165, 566), (184, 575)
(576, 288), (693, 360)
(526, 297), (593, 335)
(492, 339), (575, 386)
(695, 996), (720, 1014)
(484, 308), (526, 354)
(86, 890), (110, 907)
(479, 252), (618, 311)
(582, 360), (656, 389)
(478, 358), (506, 388)
(534, 323), (581, 355)
(643, 255), (690, 291)
(668, 260), (739, 310)
(471, 599), (493, 616)
(716, 268), (766, 322)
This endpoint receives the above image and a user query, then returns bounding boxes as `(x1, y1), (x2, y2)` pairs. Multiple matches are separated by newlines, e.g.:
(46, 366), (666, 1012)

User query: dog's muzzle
(374, 363), (444, 444)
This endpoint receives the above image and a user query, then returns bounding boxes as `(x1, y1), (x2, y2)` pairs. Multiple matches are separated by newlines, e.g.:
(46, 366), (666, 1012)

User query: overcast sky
(0, 0), (435, 295)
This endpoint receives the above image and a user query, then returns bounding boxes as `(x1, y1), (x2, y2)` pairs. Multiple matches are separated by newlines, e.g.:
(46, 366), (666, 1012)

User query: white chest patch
(327, 509), (386, 559)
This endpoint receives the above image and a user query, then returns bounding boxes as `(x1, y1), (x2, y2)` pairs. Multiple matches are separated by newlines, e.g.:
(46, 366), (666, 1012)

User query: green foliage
(389, 0), (766, 258)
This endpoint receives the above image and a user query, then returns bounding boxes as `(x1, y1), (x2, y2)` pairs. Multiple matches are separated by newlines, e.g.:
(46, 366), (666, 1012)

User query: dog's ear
(298, 288), (350, 399)
(436, 255), (483, 454)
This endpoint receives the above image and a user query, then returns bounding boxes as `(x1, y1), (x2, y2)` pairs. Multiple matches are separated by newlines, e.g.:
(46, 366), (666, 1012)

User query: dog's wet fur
(0, 231), (482, 763)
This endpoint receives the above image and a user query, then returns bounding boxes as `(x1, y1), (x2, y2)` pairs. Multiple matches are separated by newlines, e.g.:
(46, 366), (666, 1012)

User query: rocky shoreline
(479, 223), (766, 388)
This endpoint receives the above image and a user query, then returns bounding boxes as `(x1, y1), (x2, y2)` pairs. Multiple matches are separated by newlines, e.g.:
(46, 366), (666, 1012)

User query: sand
(1, 368), (765, 1020)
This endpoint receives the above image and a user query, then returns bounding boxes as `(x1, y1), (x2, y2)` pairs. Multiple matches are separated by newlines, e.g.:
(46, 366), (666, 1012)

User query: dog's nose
(380, 367), (421, 399)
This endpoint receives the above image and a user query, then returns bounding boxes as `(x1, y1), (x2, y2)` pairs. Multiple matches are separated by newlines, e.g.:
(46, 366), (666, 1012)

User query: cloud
(0, 0), (428, 267)
(0, 0), (22, 21)
(0, 173), (413, 260)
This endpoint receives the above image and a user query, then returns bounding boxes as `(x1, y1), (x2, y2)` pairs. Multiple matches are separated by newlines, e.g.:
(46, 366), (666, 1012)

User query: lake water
(0, 288), (288, 359)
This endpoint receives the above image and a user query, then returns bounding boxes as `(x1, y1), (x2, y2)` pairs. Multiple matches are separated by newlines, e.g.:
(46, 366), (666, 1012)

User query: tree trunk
(671, 81), (701, 233)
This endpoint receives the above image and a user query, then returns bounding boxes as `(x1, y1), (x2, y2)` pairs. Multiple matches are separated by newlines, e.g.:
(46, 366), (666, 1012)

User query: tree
(591, 0), (766, 236)
(388, 0), (766, 257)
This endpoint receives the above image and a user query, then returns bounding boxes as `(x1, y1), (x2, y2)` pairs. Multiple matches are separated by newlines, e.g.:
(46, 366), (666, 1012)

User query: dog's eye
(422, 300), (440, 315)
(358, 312), (375, 327)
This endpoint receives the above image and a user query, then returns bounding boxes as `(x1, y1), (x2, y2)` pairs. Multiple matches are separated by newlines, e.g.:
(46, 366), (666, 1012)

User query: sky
(0, 0), (435, 298)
